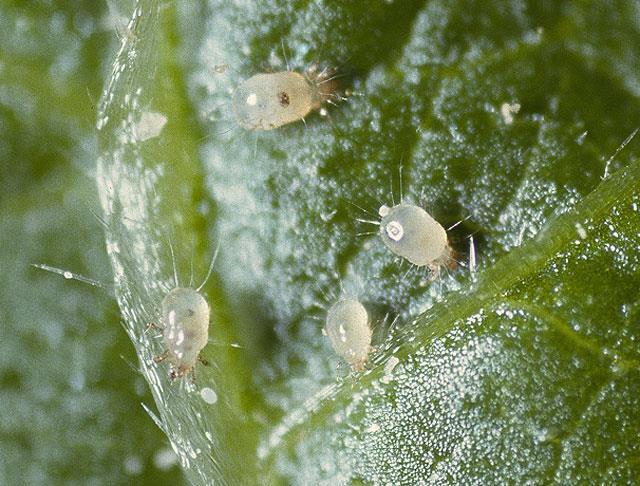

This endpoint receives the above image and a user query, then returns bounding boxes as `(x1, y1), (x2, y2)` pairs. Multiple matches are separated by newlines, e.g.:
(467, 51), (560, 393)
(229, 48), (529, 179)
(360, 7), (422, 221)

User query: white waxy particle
(200, 386), (218, 405)
(160, 288), (210, 380)
(134, 111), (168, 141)
(325, 299), (372, 371)
(378, 203), (450, 268)
(500, 102), (521, 125)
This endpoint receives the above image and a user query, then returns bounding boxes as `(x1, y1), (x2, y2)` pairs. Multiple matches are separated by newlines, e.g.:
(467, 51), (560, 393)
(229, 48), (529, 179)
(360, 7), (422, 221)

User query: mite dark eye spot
(278, 91), (290, 107)
(187, 309), (195, 317)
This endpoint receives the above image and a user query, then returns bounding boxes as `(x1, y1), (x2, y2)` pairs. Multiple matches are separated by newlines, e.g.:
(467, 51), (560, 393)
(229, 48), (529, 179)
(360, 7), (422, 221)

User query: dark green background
(2, 0), (640, 484)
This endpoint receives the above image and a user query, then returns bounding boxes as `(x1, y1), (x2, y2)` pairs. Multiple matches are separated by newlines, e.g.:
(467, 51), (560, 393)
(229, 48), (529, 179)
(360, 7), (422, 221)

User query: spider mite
(353, 198), (454, 280)
(313, 269), (376, 371)
(207, 39), (354, 133)
(324, 297), (373, 372)
(231, 62), (345, 131)
(353, 163), (469, 279)
(150, 241), (222, 381)
(377, 202), (454, 278)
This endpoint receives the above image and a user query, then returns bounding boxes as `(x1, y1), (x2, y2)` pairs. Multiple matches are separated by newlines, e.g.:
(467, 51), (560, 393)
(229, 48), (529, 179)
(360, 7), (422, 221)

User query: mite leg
(146, 321), (164, 332)
(153, 349), (169, 364)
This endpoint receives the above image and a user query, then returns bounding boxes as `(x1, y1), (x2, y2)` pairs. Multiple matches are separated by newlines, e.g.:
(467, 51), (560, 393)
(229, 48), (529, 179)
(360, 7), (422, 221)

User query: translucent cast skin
(232, 71), (322, 130)
(379, 203), (449, 267)
(325, 299), (372, 371)
(161, 287), (210, 379)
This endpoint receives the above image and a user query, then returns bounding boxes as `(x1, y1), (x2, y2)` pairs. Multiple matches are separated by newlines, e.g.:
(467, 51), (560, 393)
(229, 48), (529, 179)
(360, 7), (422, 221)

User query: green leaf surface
(94, 0), (640, 484)
(267, 155), (640, 484)
(0, 1), (184, 484)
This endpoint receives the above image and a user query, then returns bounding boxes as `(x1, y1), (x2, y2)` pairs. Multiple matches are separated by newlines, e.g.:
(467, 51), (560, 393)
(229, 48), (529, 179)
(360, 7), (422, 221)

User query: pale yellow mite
(152, 244), (221, 381)
(232, 68), (337, 131)
(325, 299), (372, 371)
(378, 203), (452, 275)
(158, 288), (210, 380)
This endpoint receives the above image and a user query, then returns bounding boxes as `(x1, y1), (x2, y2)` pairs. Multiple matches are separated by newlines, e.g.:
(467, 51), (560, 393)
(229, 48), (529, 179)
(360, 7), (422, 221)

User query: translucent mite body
(325, 298), (372, 371)
(152, 242), (221, 381)
(160, 287), (210, 380)
(378, 203), (452, 275)
(232, 66), (338, 131)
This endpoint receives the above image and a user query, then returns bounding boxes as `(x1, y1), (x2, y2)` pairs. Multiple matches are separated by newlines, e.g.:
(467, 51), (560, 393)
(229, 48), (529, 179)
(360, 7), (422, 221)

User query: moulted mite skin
(232, 66), (338, 131)
(378, 203), (451, 274)
(158, 287), (210, 380)
(325, 298), (372, 371)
